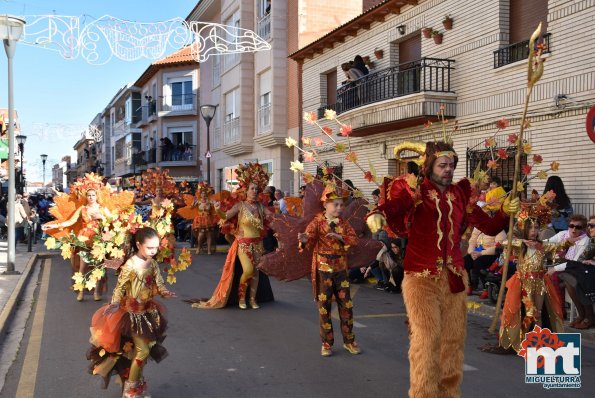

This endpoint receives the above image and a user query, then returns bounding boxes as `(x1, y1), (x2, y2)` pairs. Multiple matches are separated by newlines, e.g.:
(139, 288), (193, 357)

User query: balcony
(146, 145), (197, 167)
(137, 101), (157, 126)
(318, 58), (456, 137)
(257, 14), (271, 41)
(223, 117), (240, 145)
(494, 33), (551, 69)
(159, 94), (197, 116)
(257, 103), (271, 135)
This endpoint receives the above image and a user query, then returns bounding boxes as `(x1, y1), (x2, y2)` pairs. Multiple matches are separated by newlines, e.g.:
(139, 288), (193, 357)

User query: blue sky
(0, 0), (197, 182)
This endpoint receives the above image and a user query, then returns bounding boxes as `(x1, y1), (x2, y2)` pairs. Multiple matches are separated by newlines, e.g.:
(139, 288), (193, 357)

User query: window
(212, 56), (221, 87)
(258, 0), (271, 18)
(171, 81), (193, 107)
(115, 138), (125, 160)
(223, 11), (241, 69)
(170, 131), (193, 146)
(225, 89), (240, 121)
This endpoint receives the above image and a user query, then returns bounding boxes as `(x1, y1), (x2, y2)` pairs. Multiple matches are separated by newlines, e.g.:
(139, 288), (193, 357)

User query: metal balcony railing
(223, 116), (240, 145)
(258, 103), (272, 134)
(159, 145), (195, 162)
(257, 14), (271, 40)
(141, 101), (157, 121)
(161, 94), (196, 112)
(494, 33), (551, 68)
(321, 58), (455, 115)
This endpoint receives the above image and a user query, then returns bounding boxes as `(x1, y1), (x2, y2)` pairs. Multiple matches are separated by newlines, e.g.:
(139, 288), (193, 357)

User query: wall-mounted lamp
(397, 25), (406, 35)
(379, 141), (387, 158)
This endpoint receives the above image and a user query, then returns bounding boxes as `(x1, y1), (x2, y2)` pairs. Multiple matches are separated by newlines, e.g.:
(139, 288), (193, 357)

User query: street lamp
(15, 134), (26, 194)
(200, 104), (217, 185)
(41, 153), (48, 188)
(1, 15), (26, 275)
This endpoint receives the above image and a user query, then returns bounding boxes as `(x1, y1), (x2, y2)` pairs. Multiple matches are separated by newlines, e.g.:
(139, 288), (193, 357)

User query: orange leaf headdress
(236, 163), (271, 191)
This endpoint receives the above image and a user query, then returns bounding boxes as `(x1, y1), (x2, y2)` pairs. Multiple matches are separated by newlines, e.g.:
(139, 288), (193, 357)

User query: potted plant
(432, 30), (443, 44)
(374, 47), (384, 59)
(422, 27), (433, 38)
(443, 15), (453, 30)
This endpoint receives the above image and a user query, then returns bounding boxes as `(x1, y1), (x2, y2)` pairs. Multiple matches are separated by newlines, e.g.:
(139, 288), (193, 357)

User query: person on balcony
(353, 55), (369, 76)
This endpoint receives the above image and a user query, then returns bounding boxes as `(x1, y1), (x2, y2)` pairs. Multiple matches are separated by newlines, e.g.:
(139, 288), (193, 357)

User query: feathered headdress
(70, 173), (106, 198)
(516, 190), (556, 230)
(196, 181), (214, 196)
(135, 167), (179, 198)
(236, 162), (271, 191)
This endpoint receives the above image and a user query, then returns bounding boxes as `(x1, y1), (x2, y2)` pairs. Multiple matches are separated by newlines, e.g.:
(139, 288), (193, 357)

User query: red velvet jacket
(377, 177), (509, 279)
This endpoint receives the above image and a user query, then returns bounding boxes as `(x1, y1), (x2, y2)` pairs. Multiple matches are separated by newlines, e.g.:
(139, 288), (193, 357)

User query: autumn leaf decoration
(286, 108), (381, 203)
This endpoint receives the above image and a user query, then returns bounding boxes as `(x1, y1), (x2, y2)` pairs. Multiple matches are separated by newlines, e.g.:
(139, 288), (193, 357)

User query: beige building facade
(186, 0), (365, 193)
(292, 0), (595, 216)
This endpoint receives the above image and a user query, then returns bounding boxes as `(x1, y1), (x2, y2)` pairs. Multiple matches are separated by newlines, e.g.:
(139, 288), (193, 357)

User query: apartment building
(73, 132), (96, 178)
(185, 0), (366, 193)
(51, 155), (73, 192)
(133, 46), (201, 182)
(291, 0), (595, 215)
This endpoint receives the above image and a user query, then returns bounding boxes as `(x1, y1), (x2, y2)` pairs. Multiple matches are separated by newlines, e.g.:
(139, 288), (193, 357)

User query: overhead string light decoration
(21, 15), (271, 65)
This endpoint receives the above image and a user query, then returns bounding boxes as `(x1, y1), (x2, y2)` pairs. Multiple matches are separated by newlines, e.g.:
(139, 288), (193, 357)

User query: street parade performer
(298, 182), (361, 357)
(177, 181), (219, 254)
(367, 140), (519, 398)
(87, 227), (175, 398)
(42, 173), (133, 302)
(187, 163), (274, 309)
(482, 197), (569, 354)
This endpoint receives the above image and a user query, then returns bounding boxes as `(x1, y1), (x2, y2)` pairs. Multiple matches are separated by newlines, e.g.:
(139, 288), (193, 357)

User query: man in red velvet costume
(368, 141), (519, 398)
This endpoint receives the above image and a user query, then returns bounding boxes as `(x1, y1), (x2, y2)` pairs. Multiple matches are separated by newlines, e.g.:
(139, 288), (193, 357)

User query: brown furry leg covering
(402, 272), (466, 398)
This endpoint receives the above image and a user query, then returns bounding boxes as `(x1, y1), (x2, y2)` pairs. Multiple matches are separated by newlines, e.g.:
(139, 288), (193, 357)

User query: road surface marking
(16, 259), (51, 398)
(330, 307), (367, 328)
(463, 364), (478, 371)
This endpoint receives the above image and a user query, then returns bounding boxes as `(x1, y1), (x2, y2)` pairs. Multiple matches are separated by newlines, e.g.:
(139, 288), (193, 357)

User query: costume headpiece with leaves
(236, 162), (271, 191)
(516, 191), (556, 230)
(71, 173), (106, 198)
(321, 180), (350, 203)
(135, 167), (179, 198)
(196, 181), (215, 196)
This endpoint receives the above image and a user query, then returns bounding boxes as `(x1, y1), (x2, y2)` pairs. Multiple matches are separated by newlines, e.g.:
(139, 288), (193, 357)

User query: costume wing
(284, 197), (303, 217)
(259, 181), (380, 281)
(101, 189), (135, 213)
(46, 194), (85, 238)
(177, 194), (199, 220)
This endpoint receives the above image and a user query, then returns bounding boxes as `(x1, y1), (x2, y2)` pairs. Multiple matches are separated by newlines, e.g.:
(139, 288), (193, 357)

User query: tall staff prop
(489, 23), (546, 333)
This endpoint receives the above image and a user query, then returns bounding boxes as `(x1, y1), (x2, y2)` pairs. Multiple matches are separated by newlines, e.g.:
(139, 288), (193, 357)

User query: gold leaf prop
(394, 142), (427, 166)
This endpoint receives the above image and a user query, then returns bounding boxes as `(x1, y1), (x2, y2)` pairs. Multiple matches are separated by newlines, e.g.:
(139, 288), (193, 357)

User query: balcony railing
(258, 103), (271, 134)
(140, 101), (157, 122)
(257, 14), (271, 40)
(317, 101), (337, 119)
(159, 145), (195, 162)
(494, 33), (551, 68)
(161, 94), (196, 112)
(212, 127), (221, 150)
(143, 147), (157, 164)
(322, 58), (454, 115)
(223, 116), (240, 145)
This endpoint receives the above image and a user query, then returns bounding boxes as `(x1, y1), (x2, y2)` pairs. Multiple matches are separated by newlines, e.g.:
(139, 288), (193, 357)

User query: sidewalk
(0, 240), (49, 339)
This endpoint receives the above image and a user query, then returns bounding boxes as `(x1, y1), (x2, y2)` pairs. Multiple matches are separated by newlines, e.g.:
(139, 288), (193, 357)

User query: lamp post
(200, 104), (217, 185)
(15, 134), (26, 194)
(1, 15), (26, 274)
(41, 153), (48, 188)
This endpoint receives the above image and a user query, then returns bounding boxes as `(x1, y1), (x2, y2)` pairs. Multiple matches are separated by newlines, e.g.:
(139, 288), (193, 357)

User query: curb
(0, 252), (57, 340)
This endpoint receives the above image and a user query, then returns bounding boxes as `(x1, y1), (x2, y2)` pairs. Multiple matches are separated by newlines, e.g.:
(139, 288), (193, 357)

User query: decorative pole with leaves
(489, 23), (546, 333)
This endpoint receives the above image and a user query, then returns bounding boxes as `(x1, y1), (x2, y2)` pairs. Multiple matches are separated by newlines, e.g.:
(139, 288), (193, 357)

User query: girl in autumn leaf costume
(187, 163), (274, 309)
(177, 182), (219, 254)
(482, 200), (569, 354)
(88, 227), (175, 398)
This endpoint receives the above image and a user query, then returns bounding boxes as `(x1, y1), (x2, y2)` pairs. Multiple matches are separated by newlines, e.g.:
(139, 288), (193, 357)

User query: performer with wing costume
(177, 182), (219, 254)
(366, 141), (519, 398)
(43, 173), (134, 301)
(258, 180), (381, 282)
(187, 163), (274, 309)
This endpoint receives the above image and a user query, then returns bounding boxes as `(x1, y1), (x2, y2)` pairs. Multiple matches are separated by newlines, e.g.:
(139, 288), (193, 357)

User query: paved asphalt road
(1, 253), (593, 398)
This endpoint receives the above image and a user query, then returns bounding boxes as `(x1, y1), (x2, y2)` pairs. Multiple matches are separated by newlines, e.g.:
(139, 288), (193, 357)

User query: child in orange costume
(298, 184), (360, 357)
